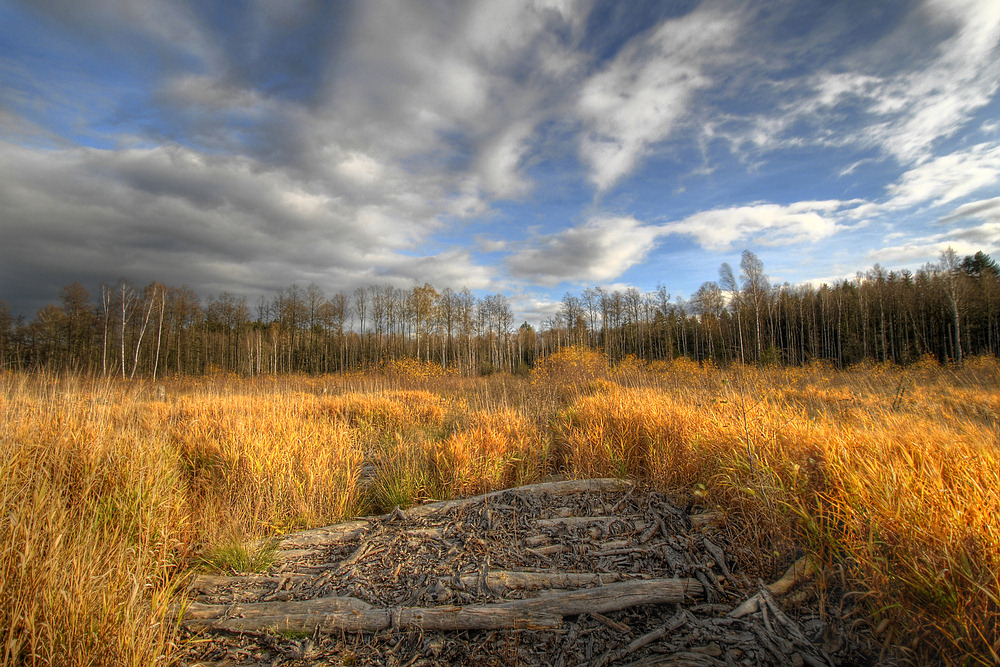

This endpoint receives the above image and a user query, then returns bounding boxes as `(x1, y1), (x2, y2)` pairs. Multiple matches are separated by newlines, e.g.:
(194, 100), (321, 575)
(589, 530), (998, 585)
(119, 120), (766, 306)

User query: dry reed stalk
(2, 359), (998, 664)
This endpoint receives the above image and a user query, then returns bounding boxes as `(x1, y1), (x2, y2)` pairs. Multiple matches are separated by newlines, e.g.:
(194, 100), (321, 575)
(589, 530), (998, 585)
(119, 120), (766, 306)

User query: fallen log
(589, 611), (687, 667)
(259, 480), (634, 559)
(455, 570), (625, 590)
(390, 478), (634, 521)
(397, 606), (564, 631)
(275, 519), (370, 549)
(185, 609), (394, 633)
(180, 576), (703, 633)
(181, 595), (374, 621)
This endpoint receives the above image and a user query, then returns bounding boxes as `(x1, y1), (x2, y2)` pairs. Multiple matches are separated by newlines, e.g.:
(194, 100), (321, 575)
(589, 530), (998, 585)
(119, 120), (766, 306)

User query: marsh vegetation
(2, 351), (998, 664)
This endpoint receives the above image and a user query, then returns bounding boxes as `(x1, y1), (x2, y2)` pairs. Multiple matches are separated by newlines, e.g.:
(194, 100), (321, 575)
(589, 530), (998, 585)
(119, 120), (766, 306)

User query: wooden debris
(175, 480), (872, 666)
(767, 555), (821, 596)
(589, 611), (687, 667)
(590, 610), (633, 635)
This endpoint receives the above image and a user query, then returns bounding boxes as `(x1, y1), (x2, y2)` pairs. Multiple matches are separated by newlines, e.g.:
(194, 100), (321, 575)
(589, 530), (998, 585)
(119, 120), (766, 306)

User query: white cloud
(949, 221), (1000, 246)
(576, 7), (738, 190)
(477, 238), (508, 253)
(662, 200), (865, 252)
(886, 142), (1000, 209)
(868, 237), (987, 265)
(507, 216), (663, 284)
(476, 122), (535, 198)
(870, 0), (1000, 163)
(335, 151), (384, 185)
(939, 196), (1000, 223)
(869, 200), (1000, 265)
(6, 0), (1000, 319)
(389, 250), (494, 291)
(721, 0), (1000, 166)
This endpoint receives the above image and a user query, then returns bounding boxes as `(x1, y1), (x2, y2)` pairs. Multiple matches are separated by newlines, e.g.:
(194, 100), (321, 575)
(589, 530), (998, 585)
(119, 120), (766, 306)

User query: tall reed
(2, 355), (998, 664)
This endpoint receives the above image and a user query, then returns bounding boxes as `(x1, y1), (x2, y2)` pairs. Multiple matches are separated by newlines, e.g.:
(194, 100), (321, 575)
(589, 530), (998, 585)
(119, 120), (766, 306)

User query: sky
(1, 0), (1000, 324)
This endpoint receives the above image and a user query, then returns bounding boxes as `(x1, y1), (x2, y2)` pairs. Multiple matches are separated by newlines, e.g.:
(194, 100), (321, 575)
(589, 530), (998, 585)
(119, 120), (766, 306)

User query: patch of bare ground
(174, 479), (880, 666)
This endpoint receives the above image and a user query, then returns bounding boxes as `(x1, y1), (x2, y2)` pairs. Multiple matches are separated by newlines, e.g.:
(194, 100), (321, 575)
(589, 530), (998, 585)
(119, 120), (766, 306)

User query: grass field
(2, 350), (998, 665)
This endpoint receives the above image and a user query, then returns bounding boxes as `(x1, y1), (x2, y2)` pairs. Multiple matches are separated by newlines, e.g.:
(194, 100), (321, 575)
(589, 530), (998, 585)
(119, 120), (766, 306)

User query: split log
(180, 577), (703, 633)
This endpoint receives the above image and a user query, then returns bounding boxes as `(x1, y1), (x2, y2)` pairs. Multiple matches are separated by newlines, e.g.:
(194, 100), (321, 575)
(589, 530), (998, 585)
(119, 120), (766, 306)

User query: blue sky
(2, 0), (999, 324)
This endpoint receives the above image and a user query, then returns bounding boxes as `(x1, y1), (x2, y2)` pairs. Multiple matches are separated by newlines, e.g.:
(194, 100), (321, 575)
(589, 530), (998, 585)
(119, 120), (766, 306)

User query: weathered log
(186, 609), (393, 633)
(271, 548), (314, 564)
(390, 478), (634, 521)
(180, 577), (703, 633)
(516, 578), (702, 616)
(259, 480), (633, 562)
(275, 519), (369, 549)
(181, 595), (373, 620)
(730, 554), (823, 618)
(397, 606), (563, 631)
(527, 544), (568, 557)
(702, 538), (732, 580)
(455, 570), (625, 590)
(590, 610), (633, 635)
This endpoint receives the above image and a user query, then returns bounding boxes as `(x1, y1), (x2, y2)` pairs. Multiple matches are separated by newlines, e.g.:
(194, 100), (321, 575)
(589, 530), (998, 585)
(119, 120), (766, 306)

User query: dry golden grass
(550, 355), (1000, 663)
(434, 409), (547, 497)
(2, 353), (998, 665)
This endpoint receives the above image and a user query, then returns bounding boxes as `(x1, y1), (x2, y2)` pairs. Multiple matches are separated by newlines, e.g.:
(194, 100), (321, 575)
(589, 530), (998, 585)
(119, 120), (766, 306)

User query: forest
(2, 248), (998, 376)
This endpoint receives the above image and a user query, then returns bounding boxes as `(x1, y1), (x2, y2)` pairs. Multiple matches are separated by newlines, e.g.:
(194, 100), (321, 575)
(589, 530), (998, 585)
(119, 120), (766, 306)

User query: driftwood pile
(176, 479), (876, 666)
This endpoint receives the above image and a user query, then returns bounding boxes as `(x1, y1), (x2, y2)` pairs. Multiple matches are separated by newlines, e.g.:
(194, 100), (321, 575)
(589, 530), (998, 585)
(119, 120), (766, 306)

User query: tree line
(2, 249), (997, 376)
